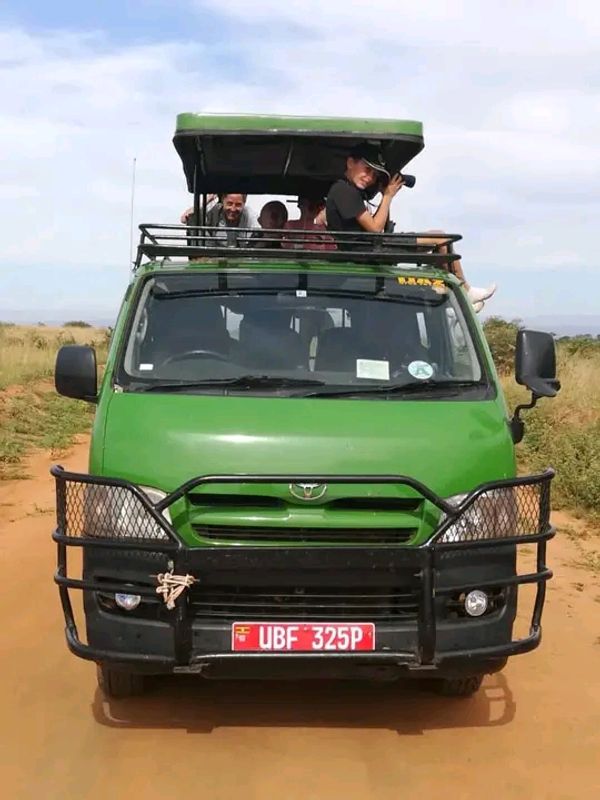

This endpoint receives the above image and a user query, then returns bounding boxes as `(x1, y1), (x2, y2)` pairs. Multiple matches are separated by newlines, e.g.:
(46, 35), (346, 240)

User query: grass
(0, 324), (109, 479)
(501, 346), (600, 521)
(0, 386), (95, 479)
(0, 323), (109, 389)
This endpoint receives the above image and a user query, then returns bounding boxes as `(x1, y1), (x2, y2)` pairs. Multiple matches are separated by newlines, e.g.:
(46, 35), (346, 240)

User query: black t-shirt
(326, 178), (371, 250)
(326, 178), (367, 233)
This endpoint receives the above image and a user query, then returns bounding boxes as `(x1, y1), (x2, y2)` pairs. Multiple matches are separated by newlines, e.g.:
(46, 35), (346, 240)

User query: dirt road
(1, 439), (599, 800)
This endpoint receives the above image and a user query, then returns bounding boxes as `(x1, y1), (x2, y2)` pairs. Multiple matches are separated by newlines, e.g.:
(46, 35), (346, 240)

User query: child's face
(260, 206), (287, 229)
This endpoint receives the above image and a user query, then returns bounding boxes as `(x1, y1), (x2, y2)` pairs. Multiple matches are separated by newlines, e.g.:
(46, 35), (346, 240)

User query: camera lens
(401, 174), (416, 188)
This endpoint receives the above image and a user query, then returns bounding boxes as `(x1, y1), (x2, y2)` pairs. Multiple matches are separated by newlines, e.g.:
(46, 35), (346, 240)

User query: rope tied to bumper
(155, 572), (196, 609)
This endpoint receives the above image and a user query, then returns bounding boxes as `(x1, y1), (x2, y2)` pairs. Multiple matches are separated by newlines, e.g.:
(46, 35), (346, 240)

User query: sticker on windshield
(407, 360), (434, 381)
(356, 359), (390, 381)
(139, 363), (154, 371)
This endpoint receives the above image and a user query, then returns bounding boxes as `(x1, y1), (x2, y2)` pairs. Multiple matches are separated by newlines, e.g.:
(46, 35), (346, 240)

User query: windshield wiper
(134, 375), (327, 393)
(299, 379), (487, 399)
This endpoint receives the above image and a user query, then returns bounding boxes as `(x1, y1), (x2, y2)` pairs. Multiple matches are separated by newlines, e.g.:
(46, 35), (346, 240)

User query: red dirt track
(1, 439), (599, 799)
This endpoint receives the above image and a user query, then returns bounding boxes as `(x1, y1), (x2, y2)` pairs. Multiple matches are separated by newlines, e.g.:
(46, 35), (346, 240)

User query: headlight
(82, 484), (171, 540)
(438, 487), (518, 543)
(139, 486), (172, 524)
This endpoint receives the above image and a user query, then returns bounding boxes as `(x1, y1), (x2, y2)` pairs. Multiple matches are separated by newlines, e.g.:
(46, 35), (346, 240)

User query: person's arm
(355, 174), (404, 233)
(180, 194), (218, 224)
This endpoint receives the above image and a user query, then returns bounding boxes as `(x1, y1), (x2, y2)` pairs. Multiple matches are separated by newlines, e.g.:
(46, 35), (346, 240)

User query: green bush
(559, 336), (600, 358)
(482, 317), (521, 373)
(63, 320), (92, 328)
(524, 416), (600, 512)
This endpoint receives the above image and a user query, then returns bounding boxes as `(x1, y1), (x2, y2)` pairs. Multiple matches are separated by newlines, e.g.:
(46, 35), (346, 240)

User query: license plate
(231, 622), (375, 652)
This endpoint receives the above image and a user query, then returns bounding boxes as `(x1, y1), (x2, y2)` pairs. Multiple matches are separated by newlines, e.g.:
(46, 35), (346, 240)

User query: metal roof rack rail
(135, 225), (462, 270)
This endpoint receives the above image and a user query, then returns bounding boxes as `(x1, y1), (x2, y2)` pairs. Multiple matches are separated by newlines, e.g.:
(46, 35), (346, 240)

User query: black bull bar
(51, 466), (555, 670)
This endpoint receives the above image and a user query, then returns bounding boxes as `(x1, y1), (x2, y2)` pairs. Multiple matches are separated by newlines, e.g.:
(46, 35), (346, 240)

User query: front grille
(189, 585), (419, 622)
(187, 494), (422, 513)
(187, 493), (285, 509)
(191, 524), (417, 545)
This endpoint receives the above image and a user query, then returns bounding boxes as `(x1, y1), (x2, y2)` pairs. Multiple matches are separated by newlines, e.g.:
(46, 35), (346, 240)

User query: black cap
(349, 144), (390, 179)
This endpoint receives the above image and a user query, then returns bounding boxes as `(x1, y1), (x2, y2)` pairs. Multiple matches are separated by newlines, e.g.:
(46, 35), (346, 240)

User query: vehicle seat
(314, 328), (381, 372)
(315, 306), (430, 373)
(151, 299), (231, 363)
(236, 310), (307, 369)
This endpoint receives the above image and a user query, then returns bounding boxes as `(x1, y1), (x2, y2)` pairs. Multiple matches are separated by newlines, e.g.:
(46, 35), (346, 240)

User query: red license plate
(231, 622), (375, 652)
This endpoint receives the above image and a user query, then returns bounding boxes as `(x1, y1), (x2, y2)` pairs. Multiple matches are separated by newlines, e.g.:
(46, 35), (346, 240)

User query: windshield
(118, 271), (487, 399)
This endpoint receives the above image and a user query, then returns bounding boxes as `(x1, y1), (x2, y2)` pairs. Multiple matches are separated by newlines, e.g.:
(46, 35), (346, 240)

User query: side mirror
(55, 345), (97, 402)
(511, 330), (560, 443)
(515, 329), (560, 397)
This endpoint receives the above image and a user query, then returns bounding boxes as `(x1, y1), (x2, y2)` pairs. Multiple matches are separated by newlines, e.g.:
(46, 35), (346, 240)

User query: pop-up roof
(173, 113), (424, 196)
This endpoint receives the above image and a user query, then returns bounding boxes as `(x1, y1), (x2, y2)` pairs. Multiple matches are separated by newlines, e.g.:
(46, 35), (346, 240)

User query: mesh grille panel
(438, 480), (551, 543)
(58, 481), (169, 541)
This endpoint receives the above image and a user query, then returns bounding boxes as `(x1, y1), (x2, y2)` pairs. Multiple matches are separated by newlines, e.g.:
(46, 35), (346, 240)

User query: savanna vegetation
(0, 324), (110, 478)
(485, 317), (600, 521)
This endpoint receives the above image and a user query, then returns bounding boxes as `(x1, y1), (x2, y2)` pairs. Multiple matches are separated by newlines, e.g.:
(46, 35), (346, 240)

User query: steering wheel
(161, 349), (230, 366)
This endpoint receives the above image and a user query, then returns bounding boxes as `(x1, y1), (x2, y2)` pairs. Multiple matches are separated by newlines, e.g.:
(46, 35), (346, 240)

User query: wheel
(96, 664), (145, 699)
(435, 674), (484, 698)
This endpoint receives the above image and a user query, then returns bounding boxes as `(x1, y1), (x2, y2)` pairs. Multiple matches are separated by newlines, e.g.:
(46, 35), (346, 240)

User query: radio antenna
(129, 157), (137, 266)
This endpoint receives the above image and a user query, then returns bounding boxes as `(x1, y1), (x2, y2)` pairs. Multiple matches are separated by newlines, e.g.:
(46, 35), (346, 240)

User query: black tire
(97, 664), (145, 699)
(435, 674), (484, 698)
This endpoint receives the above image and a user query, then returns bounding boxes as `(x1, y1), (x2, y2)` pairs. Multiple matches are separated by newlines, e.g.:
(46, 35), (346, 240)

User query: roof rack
(135, 225), (461, 270)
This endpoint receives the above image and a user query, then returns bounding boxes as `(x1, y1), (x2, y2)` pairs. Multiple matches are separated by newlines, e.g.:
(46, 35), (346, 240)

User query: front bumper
(51, 468), (554, 678)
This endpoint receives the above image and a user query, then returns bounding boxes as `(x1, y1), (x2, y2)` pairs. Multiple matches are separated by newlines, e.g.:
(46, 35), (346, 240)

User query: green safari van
(51, 114), (560, 699)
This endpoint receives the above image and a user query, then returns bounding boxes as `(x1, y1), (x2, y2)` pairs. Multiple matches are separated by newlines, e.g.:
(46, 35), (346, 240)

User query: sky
(0, 0), (598, 324)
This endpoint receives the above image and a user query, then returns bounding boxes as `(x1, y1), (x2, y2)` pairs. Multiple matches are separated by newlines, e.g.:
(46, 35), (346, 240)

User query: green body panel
(175, 113), (423, 138)
(91, 392), (514, 547)
(88, 259), (515, 549)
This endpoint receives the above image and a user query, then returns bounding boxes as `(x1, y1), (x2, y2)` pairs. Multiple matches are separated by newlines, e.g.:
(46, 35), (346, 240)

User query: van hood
(98, 392), (515, 498)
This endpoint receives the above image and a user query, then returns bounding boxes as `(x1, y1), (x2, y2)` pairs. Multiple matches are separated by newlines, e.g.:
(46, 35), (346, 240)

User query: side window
(446, 305), (480, 379)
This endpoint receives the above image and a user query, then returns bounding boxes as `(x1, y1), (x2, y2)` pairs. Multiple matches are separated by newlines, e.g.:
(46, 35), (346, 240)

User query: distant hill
(0, 309), (115, 327)
(521, 316), (600, 337)
(476, 313), (600, 337)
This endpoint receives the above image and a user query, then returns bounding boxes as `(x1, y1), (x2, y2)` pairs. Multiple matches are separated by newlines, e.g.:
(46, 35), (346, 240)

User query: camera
(400, 173), (416, 188)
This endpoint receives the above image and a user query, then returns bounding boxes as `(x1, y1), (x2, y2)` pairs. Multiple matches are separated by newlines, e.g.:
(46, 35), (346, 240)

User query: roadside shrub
(482, 317), (521, 373)
(559, 336), (600, 359)
(64, 320), (92, 328)
(56, 332), (76, 346)
(524, 417), (600, 511)
(502, 346), (600, 518)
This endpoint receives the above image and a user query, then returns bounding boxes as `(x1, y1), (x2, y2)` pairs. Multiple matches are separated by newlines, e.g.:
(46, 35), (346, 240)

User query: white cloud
(0, 3), (598, 319)
(195, 0), (600, 52)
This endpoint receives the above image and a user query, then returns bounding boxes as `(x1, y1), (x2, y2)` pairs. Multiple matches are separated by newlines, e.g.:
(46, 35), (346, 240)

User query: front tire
(435, 674), (484, 698)
(97, 664), (145, 699)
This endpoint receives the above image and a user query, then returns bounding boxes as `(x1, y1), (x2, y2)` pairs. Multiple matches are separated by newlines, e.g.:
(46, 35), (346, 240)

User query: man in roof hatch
(180, 193), (258, 246)
(326, 144), (496, 310)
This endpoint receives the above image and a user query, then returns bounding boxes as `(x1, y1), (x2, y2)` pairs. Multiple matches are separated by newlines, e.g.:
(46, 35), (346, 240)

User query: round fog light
(115, 592), (141, 611)
(464, 589), (488, 617)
